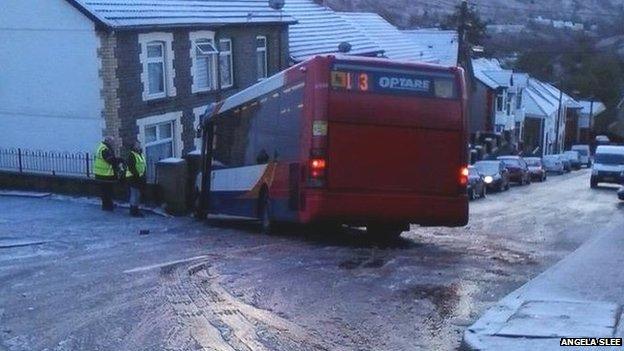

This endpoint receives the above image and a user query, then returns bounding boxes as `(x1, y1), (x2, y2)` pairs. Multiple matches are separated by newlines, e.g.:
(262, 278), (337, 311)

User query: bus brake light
(310, 158), (327, 178)
(459, 167), (469, 186)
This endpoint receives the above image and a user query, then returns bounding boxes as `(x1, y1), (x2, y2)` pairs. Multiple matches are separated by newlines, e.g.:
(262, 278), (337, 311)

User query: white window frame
(190, 31), (218, 94)
(136, 112), (184, 158)
(256, 35), (268, 81)
(139, 32), (176, 101)
(145, 41), (166, 99)
(219, 38), (234, 89)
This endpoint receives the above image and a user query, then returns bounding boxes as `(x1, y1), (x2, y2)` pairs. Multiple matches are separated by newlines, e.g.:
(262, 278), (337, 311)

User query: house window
(219, 39), (234, 88)
(496, 92), (504, 112)
(495, 124), (505, 133)
(144, 121), (174, 182)
(146, 42), (166, 97)
(194, 39), (218, 91)
(139, 32), (176, 101)
(516, 90), (523, 109)
(256, 36), (268, 80)
(137, 112), (183, 183)
(190, 31), (217, 93)
(506, 93), (514, 115)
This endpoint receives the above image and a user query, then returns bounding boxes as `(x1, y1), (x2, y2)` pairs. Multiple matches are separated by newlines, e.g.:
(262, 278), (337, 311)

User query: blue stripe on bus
(207, 191), (298, 222)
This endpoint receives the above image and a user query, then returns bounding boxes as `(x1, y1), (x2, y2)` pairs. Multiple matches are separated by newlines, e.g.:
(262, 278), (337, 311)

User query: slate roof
(284, 1), (383, 62)
(524, 78), (580, 118)
(402, 29), (459, 66)
(471, 58), (507, 89)
(524, 80), (559, 118)
(66, 0), (297, 29)
(578, 100), (606, 117)
(337, 12), (437, 64)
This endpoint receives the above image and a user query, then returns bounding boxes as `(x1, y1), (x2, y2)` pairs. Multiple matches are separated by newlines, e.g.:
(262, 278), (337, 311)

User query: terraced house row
(1, 0), (293, 168)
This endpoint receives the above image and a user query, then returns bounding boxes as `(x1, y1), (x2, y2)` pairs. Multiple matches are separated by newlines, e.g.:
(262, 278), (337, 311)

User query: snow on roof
(284, 0), (383, 62)
(472, 58), (530, 91)
(578, 100), (606, 117)
(471, 58), (506, 89)
(525, 78), (580, 118)
(402, 28), (459, 66)
(525, 82), (559, 118)
(337, 12), (437, 64)
(68, 0), (297, 29)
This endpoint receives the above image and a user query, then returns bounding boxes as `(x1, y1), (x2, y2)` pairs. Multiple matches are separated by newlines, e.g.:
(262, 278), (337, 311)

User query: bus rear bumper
(301, 191), (469, 227)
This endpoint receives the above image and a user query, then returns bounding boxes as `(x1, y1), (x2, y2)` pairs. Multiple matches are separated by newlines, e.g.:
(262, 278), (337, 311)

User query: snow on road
(0, 169), (621, 350)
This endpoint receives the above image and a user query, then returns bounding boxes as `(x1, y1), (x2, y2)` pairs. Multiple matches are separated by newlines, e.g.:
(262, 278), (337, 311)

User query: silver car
(543, 155), (564, 174)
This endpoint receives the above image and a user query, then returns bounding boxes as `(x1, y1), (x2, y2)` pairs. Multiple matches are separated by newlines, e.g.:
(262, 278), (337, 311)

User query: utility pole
(457, 0), (469, 68)
(555, 86), (564, 153)
(588, 98), (594, 142)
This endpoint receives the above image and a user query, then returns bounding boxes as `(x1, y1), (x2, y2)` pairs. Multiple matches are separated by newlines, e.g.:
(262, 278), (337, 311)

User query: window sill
(143, 94), (170, 103)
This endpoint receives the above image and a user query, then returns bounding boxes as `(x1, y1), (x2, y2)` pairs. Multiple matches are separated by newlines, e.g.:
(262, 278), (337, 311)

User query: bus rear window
(330, 62), (458, 99)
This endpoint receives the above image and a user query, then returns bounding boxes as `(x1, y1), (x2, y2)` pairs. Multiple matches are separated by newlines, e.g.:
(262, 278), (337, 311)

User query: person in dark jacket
(126, 141), (147, 217)
(94, 137), (121, 211)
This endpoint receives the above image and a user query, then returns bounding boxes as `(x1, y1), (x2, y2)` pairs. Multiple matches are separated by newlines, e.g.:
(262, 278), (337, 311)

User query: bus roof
(204, 55), (462, 123)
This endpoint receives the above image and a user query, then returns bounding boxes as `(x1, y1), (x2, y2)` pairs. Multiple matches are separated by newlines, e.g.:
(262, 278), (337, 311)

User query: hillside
(326, 0), (624, 28)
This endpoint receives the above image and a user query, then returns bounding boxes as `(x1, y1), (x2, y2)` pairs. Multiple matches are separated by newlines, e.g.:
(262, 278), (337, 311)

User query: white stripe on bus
(211, 164), (268, 192)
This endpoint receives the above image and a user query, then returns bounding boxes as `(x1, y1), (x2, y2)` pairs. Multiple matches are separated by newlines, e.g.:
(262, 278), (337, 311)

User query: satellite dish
(338, 41), (352, 53)
(269, 0), (285, 10)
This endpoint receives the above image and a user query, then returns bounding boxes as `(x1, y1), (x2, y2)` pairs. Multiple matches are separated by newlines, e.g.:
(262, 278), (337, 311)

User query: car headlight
(484, 176), (494, 184)
(592, 169), (599, 176)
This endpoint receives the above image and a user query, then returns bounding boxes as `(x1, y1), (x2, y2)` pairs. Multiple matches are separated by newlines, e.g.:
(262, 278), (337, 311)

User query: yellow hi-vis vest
(94, 142), (114, 177)
(126, 151), (146, 178)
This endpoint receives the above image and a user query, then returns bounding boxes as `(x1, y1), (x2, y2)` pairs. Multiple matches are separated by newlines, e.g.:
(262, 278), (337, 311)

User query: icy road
(0, 169), (622, 351)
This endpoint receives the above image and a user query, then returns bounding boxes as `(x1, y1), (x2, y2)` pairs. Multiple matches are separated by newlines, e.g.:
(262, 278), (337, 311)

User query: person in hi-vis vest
(126, 141), (147, 217)
(94, 137), (120, 211)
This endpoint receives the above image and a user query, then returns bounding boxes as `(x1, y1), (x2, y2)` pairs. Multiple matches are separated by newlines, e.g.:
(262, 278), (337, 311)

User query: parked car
(556, 154), (572, 172)
(525, 157), (547, 182)
(591, 145), (624, 188)
(596, 135), (611, 146)
(571, 144), (591, 167)
(497, 156), (531, 185)
(467, 166), (486, 200)
(474, 160), (510, 192)
(542, 155), (565, 175)
(618, 186), (624, 201)
(563, 150), (582, 170)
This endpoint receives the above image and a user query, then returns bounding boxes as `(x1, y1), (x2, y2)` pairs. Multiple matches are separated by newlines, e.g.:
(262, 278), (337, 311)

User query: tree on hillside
(441, 2), (488, 46)
(514, 34), (624, 133)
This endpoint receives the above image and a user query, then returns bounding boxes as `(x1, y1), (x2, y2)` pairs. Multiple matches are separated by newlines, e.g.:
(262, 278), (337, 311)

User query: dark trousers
(96, 176), (116, 210)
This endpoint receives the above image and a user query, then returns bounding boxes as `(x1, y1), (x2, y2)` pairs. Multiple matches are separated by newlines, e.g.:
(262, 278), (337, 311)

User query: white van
(591, 145), (624, 188)
(571, 144), (591, 167)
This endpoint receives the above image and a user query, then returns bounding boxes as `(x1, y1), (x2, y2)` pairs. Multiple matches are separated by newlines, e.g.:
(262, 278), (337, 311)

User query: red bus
(197, 55), (469, 238)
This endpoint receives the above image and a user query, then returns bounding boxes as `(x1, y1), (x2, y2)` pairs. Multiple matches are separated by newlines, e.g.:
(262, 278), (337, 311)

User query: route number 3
(358, 73), (369, 91)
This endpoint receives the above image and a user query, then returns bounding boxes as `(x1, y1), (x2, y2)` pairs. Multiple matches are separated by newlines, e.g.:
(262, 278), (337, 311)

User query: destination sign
(330, 63), (457, 99)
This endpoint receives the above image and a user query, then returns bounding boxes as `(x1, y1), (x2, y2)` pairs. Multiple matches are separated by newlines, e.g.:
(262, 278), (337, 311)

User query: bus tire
(258, 188), (273, 234)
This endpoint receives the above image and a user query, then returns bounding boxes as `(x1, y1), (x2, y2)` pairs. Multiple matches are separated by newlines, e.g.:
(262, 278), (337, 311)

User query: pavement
(463, 214), (624, 351)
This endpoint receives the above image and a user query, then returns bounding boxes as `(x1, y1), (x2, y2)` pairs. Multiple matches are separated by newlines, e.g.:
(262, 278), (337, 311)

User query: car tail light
(459, 166), (469, 187)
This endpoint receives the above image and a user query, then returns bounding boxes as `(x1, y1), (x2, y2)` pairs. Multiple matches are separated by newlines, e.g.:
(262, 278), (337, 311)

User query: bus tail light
(308, 151), (327, 187)
(459, 166), (469, 187)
